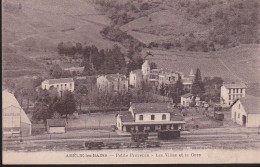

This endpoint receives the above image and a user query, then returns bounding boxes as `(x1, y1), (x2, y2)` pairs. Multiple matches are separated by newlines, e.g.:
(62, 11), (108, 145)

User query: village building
(182, 78), (193, 92)
(47, 119), (67, 134)
(41, 78), (75, 96)
(116, 103), (185, 133)
(2, 90), (32, 137)
(158, 69), (180, 87)
(230, 96), (260, 127)
(97, 73), (128, 93)
(129, 60), (193, 92)
(129, 69), (143, 88)
(181, 93), (201, 107)
(220, 83), (247, 107)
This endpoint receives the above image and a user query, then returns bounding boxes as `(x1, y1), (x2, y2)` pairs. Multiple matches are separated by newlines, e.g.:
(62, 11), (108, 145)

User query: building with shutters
(116, 103), (185, 133)
(97, 73), (128, 93)
(220, 83), (247, 107)
(41, 78), (74, 96)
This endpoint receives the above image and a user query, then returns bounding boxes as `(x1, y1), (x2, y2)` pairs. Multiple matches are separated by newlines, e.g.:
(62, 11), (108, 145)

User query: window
(57, 85), (59, 89)
(229, 89), (231, 94)
(229, 95), (231, 100)
(238, 113), (240, 119)
(162, 114), (166, 120)
(236, 89), (238, 93)
(233, 89), (235, 93)
(65, 84), (67, 87)
(151, 115), (155, 120)
(139, 115), (143, 120)
(241, 89), (243, 93)
(70, 83), (72, 89)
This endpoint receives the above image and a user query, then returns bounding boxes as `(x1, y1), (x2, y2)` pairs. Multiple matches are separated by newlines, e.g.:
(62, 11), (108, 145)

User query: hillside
(2, 0), (125, 80)
(96, 0), (259, 52)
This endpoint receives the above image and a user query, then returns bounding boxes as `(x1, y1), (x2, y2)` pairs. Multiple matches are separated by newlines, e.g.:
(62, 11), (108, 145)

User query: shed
(230, 96), (260, 127)
(47, 119), (67, 134)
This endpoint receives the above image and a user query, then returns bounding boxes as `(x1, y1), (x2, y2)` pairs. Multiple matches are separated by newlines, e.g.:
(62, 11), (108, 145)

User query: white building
(2, 90), (32, 137)
(220, 83), (247, 107)
(158, 69), (179, 87)
(230, 96), (260, 127)
(116, 103), (185, 133)
(129, 69), (143, 88)
(41, 78), (74, 96)
(142, 60), (150, 81)
(181, 93), (200, 107)
(97, 73), (128, 93)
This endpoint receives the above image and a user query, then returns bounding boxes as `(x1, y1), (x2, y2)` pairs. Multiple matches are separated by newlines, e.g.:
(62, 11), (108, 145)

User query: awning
(122, 121), (185, 126)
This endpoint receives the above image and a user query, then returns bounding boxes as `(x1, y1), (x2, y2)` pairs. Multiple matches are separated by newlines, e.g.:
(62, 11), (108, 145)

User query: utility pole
(176, 88), (179, 106)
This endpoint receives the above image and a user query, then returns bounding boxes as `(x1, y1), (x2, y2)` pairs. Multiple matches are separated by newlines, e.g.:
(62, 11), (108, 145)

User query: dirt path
(217, 58), (246, 84)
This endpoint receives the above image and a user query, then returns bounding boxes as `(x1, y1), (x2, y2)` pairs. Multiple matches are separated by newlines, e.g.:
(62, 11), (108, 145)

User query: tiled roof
(47, 119), (66, 127)
(43, 78), (74, 84)
(223, 83), (247, 89)
(120, 111), (135, 122)
(181, 93), (193, 98)
(131, 103), (173, 114)
(239, 96), (260, 114)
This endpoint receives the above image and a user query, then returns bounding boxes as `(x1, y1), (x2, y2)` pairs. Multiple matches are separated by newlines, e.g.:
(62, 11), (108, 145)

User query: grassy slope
(2, 0), (125, 79)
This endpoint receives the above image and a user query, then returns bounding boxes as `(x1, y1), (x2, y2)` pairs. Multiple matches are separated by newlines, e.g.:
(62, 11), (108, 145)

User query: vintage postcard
(2, 0), (260, 164)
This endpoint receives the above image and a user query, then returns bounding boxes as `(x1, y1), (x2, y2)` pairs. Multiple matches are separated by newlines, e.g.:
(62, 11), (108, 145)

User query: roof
(182, 78), (193, 85)
(237, 96), (260, 114)
(120, 111), (135, 123)
(130, 69), (142, 75)
(170, 113), (184, 121)
(103, 73), (128, 82)
(181, 93), (193, 98)
(47, 119), (66, 127)
(223, 83), (247, 89)
(142, 60), (150, 67)
(130, 103), (173, 114)
(43, 78), (74, 85)
(2, 91), (32, 125)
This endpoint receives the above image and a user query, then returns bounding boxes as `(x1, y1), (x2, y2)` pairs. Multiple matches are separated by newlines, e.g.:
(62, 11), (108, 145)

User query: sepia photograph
(2, 0), (260, 164)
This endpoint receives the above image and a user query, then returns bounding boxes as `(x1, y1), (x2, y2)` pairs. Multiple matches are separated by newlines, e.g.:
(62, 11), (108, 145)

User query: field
(145, 44), (260, 85)
(2, 0), (125, 79)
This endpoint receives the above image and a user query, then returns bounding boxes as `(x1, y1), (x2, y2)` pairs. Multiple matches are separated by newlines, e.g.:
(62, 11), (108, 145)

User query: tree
(53, 90), (76, 120)
(191, 68), (204, 96)
(169, 76), (184, 104)
(49, 64), (63, 79)
(32, 102), (50, 128)
(75, 84), (88, 111)
(204, 77), (223, 102)
(150, 62), (157, 69)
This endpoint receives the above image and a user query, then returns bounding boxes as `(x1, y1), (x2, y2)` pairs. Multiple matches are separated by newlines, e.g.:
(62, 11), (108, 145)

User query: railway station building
(2, 90), (32, 137)
(116, 103), (185, 133)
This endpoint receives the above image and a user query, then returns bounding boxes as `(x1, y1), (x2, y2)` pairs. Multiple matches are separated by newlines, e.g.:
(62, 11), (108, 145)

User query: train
(83, 130), (181, 149)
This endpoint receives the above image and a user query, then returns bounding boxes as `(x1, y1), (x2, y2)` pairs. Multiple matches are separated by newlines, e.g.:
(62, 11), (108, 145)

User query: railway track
(4, 133), (260, 152)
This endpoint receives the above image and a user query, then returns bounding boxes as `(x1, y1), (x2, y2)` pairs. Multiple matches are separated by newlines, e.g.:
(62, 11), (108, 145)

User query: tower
(142, 60), (150, 80)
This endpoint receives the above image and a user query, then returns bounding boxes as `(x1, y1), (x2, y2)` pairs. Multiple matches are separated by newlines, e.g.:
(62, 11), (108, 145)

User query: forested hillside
(95, 0), (259, 52)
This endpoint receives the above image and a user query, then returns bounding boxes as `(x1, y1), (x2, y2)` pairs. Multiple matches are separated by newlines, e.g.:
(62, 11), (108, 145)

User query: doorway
(242, 115), (246, 126)
(138, 125), (144, 132)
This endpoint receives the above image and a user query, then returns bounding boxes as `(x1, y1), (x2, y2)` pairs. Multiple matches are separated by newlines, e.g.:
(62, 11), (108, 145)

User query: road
(3, 130), (260, 152)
